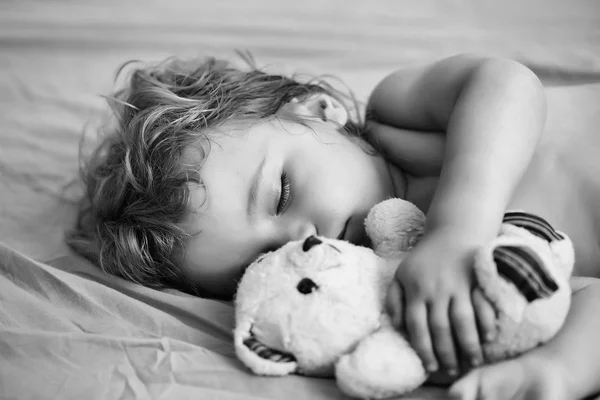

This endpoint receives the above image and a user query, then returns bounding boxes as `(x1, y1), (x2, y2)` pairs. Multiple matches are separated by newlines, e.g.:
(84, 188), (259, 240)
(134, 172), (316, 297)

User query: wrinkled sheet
(1, 0), (599, 399)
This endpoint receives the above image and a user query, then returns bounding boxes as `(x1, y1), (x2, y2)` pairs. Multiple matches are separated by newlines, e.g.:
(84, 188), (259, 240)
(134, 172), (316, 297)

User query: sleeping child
(68, 52), (600, 400)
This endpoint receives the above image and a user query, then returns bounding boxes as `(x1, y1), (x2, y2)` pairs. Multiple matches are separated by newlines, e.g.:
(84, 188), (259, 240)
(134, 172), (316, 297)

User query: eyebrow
(248, 155), (267, 217)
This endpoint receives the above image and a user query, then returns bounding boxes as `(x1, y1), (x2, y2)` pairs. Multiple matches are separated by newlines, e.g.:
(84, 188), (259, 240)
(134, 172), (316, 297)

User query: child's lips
(336, 219), (349, 240)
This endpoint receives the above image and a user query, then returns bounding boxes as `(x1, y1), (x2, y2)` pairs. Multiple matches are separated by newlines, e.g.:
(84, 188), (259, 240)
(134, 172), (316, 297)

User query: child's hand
(386, 226), (497, 375)
(449, 353), (572, 400)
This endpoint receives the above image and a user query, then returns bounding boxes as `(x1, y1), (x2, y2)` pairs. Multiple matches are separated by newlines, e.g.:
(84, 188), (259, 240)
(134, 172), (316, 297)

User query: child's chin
(350, 222), (372, 248)
(359, 234), (372, 249)
(348, 231), (371, 249)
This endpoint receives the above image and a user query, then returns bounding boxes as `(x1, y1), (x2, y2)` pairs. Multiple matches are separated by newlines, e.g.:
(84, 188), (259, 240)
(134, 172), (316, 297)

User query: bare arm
(370, 54), (548, 374)
(368, 53), (547, 239)
(530, 277), (600, 398)
(450, 277), (600, 399)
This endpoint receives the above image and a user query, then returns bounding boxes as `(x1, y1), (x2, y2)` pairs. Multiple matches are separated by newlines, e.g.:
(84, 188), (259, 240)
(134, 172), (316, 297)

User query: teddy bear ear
(366, 198), (426, 258)
(234, 321), (297, 376)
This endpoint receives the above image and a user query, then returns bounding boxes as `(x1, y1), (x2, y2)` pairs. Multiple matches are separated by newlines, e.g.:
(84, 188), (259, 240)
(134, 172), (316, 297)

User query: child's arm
(367, 54), (547, 374)
(450, 277), (600, 400)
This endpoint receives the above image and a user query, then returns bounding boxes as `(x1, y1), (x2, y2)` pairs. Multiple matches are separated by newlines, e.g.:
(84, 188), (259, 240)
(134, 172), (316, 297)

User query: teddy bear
(234, 198), (574, 399)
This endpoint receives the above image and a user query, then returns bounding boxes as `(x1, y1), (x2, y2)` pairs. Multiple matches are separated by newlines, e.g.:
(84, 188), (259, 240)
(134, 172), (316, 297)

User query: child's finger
(450, 360), (529, 400)
(385, 281), (404, 329)
(448, 369), (480, 400)
(429, 302), (459, 375)
(450, 297), (483, 368)
(405, 301), (438, 373)
(471, 287), (497, 342)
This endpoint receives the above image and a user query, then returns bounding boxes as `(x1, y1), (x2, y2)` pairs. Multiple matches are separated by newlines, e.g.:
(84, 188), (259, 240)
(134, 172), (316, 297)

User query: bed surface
(1, 1), (599, 399)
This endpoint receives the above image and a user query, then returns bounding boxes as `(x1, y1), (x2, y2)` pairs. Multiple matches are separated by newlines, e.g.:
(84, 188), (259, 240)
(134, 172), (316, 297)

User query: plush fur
(234, 199), (573, 399)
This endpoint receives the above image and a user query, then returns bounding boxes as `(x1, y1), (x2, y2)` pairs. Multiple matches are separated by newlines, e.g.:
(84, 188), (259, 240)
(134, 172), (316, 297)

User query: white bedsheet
(1, 1), (599, 399)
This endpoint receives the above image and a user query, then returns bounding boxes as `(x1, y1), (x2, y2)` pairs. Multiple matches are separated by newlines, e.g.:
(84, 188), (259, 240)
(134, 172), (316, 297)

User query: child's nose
(290, 220), (317, 242)
(261, 221), (316, 255)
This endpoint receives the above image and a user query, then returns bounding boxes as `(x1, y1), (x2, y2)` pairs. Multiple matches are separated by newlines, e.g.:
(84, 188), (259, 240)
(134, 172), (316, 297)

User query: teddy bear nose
(302, 235), (322, 252)
(297, 278), (319, 294)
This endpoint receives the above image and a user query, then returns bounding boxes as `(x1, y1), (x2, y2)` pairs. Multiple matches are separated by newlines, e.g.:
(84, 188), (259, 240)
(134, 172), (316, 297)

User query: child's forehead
(182, 116), (361, 180)
(197, 118), (311, 149)
(179, 120), (255, 160)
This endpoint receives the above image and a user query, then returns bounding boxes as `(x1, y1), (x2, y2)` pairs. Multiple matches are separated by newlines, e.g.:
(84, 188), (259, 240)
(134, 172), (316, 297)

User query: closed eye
(276, 171), (292, 215)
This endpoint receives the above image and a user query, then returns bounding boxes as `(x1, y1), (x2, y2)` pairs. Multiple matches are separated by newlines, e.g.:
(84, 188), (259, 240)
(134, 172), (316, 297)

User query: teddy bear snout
(302, 235), (322, 252)
(297, 278), (319, 294)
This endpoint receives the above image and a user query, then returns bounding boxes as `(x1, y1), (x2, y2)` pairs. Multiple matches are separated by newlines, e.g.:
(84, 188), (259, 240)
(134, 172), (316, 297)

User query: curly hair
(66, 53), (365, 294)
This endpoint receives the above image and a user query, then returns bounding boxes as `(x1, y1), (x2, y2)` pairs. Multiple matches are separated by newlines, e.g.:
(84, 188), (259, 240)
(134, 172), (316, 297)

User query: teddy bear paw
(335, 323), (427, 399)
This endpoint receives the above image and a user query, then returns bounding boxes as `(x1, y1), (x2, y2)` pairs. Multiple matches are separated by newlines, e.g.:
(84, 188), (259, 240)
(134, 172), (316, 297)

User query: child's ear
(278, 93), (348, 126)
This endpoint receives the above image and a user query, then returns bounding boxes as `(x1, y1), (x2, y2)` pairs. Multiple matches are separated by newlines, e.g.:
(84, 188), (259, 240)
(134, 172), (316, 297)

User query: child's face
(180, 118), (398, 299)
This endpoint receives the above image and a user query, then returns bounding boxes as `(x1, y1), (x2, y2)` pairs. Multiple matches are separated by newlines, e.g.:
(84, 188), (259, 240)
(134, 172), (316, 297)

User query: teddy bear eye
(297, 278), (319, 294)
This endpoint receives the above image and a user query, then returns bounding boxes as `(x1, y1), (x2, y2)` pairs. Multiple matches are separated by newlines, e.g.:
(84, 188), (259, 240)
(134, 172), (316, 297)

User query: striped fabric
(503, 212), (564, 241)
(494, 212), (562, 302)
(244, 336), (296, 363)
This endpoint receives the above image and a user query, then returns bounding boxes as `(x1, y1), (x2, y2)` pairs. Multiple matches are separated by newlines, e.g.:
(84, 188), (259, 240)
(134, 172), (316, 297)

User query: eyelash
(276, 171), (292, 215)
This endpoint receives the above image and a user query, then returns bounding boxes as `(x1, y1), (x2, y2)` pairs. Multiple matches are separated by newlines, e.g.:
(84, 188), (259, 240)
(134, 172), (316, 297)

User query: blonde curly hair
(67, 54), (364, 295)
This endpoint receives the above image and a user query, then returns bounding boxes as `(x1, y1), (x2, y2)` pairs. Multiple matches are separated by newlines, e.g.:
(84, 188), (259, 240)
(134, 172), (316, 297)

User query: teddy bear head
(234, 199), (425, 377)
(234, 199), (574, 399)
(234, 235), (398, 376)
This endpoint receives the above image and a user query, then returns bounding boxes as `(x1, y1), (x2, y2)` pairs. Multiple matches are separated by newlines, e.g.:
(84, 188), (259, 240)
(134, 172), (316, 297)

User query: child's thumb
(385, 280), (405, 330)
